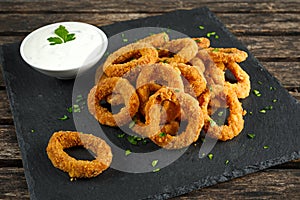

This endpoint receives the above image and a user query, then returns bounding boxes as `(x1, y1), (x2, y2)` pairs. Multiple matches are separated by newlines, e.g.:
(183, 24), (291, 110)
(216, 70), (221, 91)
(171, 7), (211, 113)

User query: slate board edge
(0, 44), (37, 199)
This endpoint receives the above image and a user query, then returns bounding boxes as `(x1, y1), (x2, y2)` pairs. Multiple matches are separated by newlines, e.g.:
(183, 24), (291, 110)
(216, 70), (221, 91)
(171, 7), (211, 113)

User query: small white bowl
(20, 22), (108, 79)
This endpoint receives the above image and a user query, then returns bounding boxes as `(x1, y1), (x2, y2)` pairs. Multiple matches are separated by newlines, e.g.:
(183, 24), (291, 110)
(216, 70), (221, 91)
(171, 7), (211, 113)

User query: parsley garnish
(47, 25), (75, 45)
(31, 129), (35, 133)
(152, 160), (158, 167)
(58, 115), (68, 120)
(198, 25), (205, 30)
(117, 133), (125, 138)
(263, 145), (269, 149)
(209, 119), (216, 127)
(258, 81), (263, 85)
(249, 111), (253, 115)
(73, 104), (81, 113)
(217, 111), (224, 117)
(67, 106), (73, 113)
(259, 109), (266, 114)
(247, 133), (255, 139)
(212, 48), (219, 52)
(159, 132), (166, 137)
(128, 120), (136, 129)
(208, 153), (214, 160)
(253, 89), (261, 97)
(272, 99), (278, 103)
(225, 160), (230, 165)
(153, 168), (160, 172)
(125, 149), (131, 156)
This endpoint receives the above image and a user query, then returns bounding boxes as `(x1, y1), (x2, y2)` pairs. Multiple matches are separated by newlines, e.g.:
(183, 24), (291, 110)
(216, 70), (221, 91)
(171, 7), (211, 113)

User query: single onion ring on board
(87, 77), (139, 127)
(206, 47), (248, 63)
(46, 131), (112, 179)
(103, 42), (158, 77)
(137, 32), (169, 48)
(159, 38), (198, 64)
(149, 88), (204, 149)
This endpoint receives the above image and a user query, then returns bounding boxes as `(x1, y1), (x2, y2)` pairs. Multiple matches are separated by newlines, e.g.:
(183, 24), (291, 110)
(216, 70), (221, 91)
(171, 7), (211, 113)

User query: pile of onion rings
(46, 32), (251, 179)
(90, 32), (250, 146)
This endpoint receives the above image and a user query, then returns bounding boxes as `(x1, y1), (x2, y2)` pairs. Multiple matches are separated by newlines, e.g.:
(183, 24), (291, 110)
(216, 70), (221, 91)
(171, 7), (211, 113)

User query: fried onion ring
(136, 63), (184, 90)
(159, 38), (198, 63)
(204, 88), (245, 141)
(176, 63), (207, 97)
(224, 62), (251, 99)
(192, 37), (210, 48)
(207, 48), (248, 63)
(137, 32), (169, 48)
(148, 88), (204, 149)
(88, 77), (139, 126)
(46, 131), (112, 178)
(103, 42), (158, 77)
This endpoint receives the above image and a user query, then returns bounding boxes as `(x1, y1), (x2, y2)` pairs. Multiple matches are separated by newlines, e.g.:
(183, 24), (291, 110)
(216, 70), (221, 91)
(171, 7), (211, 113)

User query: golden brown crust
(103, 42), (158, 77)
(87, 77), (139, 126)
(46, 131), (112, 178)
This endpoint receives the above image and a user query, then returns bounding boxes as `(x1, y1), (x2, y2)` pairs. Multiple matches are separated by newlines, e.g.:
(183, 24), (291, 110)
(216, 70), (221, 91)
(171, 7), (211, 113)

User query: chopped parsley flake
(215, 35), (219, 39)
(253, 89), (261, 97)
(128, 120), (136, 129)
(209, 119), (216, 127)
(249, 111), (253, 115)
(73, 104), (81, 113)
(127, 135), (143, 145)
(123, 38), (128, 42)
(76, 94), (83, 103)
(206, 32), (216, 37)
(208, 153), (213, 160)
(125, 149), (131, 156)
(212, 48), (219, 52)
(198, 25), (205, 30)
(31, 129), (35, 133)
(272, 99), (278, 103)
(225, 160), (230, 165)
(259, 109), (266, 114)
(263, 145), (269, 149)
(265, 105), (273, 110)
(218, 111), (224, 117)
(159, 132), (166, 137)
(67, 106), (73, 113)
(58, 115), (68, 120)
(258, 81), (263, 85)
(153, 168), (160, 172)
(152, 160), (158, 167)
(270, 86), (276, 91)
(247, 133), (255, 139)
(117, 133), (125, 138)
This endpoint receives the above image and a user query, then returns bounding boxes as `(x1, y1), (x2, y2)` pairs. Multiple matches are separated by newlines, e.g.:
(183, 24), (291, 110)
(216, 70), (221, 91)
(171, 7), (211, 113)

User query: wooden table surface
(0, 0), (299, 199)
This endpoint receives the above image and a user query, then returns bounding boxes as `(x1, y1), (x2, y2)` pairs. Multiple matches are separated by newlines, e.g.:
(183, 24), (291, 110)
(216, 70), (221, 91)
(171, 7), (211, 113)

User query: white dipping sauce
(22, 22), (107, 71)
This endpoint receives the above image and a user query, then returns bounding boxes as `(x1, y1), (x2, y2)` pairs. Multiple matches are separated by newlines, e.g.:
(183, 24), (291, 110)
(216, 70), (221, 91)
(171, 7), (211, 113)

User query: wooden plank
(174, 169), (300, 199)
(0, 168), (299, 199)
(0, 125), (21, 161)
(239, 36), (300, 61)
(0, 13), (299, 36)
(0, 168), (29, 199)
(0, 1), (299, 13)
(260, 62), (300, 90)
(0, 90), (13, 124)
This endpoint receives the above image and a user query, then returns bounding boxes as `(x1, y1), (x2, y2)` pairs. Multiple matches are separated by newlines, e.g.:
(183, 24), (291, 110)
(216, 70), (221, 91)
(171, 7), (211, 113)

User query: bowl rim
(20, 21), (108, 72)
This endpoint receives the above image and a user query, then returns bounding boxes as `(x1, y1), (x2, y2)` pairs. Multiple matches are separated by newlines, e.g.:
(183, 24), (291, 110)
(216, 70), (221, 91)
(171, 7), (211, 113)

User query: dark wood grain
(0, 13), (299, 36)
(0, 0), (299, 13)
(0, 0), (299, 199)
(0, 168), (299, 200)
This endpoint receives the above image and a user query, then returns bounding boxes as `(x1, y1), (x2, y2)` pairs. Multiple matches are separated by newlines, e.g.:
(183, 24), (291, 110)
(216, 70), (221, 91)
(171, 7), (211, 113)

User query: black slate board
(1, 7), (300, 200)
